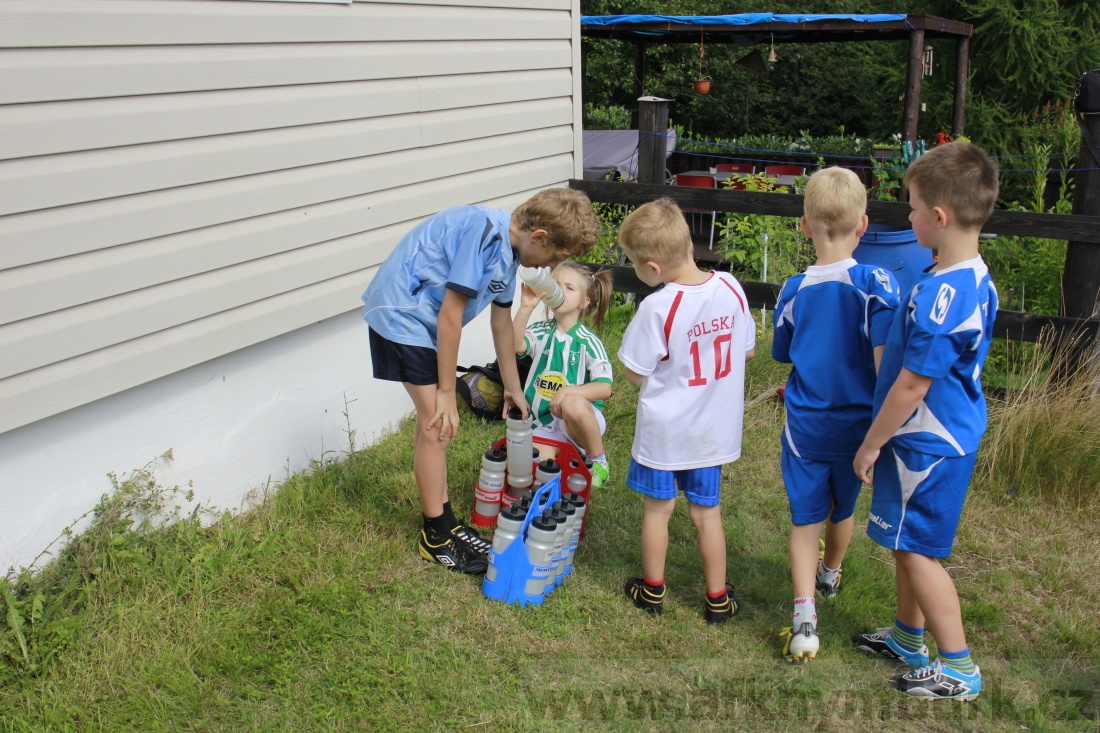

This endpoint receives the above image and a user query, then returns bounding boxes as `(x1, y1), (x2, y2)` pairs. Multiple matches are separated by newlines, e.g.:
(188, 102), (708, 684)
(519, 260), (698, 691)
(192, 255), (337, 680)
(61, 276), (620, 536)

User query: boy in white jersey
(513, 262), (615, 487)
(617, 198), (755, 624)
(361, 188), (599, 575)
(852, 142), (999, 701)
(773, 168), (901, 663)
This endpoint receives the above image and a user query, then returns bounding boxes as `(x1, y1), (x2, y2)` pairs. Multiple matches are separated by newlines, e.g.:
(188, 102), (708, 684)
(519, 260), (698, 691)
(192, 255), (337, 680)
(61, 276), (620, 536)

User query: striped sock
(939, 647), (977, 675)
(892, 619), (925, 653)
(589, 452), (608, 467)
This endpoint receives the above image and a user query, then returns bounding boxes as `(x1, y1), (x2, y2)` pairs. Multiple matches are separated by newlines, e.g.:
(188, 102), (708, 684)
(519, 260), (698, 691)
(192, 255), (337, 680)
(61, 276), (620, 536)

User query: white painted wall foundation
(0, 306), (498, 573)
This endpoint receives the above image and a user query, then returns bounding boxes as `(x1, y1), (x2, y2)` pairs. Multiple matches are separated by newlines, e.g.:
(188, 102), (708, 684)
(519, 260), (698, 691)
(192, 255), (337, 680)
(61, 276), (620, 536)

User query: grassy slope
(1, 308), (1097, 732)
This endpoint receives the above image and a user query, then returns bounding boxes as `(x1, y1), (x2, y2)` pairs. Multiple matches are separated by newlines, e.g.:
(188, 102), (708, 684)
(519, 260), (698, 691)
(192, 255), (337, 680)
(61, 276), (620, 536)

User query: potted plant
(694, 32), (712, 94)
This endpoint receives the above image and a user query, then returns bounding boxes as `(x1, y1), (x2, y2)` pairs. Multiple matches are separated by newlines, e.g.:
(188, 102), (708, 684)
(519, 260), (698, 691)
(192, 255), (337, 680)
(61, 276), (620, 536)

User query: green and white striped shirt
(522, 319), (613, 427)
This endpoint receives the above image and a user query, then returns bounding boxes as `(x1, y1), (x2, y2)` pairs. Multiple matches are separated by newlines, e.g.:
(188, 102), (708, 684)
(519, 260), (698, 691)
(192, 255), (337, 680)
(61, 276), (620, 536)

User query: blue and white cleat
(892, 659), (982, 701)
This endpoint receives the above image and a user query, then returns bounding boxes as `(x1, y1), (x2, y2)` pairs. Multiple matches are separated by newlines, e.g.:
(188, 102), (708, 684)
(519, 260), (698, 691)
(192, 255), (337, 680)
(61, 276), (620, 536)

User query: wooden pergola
(581, 13), (974, 142)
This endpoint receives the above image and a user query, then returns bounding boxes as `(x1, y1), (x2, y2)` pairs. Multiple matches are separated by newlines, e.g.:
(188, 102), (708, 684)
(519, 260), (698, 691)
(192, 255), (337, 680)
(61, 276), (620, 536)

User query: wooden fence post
(951, 35), (969, 137)
(1062, 72), (1100, 322)
(636, 96), (671, 185)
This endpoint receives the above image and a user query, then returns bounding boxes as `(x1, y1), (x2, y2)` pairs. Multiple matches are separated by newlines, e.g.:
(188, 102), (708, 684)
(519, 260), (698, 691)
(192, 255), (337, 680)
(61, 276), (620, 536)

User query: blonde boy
(852, 142), (999, 700)
(617, 198), (755, 624)
(772, 168), (900, 661)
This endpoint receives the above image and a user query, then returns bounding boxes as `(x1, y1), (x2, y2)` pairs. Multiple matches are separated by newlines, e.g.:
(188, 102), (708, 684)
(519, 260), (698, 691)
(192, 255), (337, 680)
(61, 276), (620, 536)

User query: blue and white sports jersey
(772, 259), (901, 460)
(361, 206), (517, 349)
(874, 256), (998, 457)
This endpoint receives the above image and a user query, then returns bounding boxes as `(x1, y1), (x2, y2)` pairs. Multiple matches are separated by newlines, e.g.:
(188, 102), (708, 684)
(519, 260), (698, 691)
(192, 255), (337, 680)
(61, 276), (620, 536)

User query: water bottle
(523, 514), (559, 598)
(566, 460), (589, 496)
(471, 448), (507, 527)
(505, 408), (534, 500)
(562, 492), (587, 577)
(544, 503), (570, 590)
(551, 500), (577, 587)
(518, 265), (565, 309)
(484, 503), (526, 584)
(535, 459), (561, 489)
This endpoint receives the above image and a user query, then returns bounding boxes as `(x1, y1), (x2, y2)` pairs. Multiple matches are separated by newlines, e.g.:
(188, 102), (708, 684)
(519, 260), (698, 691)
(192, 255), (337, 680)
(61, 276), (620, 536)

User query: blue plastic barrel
(853, 225), (933, 296)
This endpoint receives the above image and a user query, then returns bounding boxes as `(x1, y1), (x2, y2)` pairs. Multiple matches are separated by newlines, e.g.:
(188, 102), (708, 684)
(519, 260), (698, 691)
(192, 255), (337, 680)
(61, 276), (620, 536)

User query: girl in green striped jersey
(512, 262), (615, 488)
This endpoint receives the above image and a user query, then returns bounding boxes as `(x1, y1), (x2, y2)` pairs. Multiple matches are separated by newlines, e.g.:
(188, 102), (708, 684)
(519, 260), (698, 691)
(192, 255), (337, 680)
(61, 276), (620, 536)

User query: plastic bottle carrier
(481, 475), (564, 606)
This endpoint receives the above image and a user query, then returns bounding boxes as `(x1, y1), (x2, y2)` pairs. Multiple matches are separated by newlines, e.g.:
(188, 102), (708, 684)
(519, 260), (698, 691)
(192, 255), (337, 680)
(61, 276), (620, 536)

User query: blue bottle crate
(482, 477), (562, 606)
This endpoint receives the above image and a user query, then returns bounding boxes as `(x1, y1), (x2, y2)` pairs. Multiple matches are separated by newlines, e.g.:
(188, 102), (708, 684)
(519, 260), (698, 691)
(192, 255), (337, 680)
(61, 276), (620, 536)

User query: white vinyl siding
(0, 0), (581, 434)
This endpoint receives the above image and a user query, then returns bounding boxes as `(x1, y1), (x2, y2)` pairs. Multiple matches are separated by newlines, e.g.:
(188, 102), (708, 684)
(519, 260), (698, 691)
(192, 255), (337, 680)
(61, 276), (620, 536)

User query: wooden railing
(569, 178), (1100, 344)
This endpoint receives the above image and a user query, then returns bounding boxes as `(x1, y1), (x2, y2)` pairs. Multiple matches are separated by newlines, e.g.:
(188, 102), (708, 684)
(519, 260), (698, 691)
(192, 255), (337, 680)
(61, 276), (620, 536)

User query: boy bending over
(362, 189), (599, 575)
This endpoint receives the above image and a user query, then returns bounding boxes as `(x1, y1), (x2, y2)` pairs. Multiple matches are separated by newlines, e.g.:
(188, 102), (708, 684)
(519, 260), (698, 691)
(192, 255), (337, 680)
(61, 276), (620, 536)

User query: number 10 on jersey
(688, 333), (733, 386)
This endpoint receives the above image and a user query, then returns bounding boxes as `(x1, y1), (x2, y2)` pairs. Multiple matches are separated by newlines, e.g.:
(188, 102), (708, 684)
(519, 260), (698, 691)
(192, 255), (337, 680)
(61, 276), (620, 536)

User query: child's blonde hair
(618, 197), (693, 264)
(803, 167), (867, 239)
(513, 188), (601, 259)
(903, 142), (1000, 229)
(553, 261), (614, 330)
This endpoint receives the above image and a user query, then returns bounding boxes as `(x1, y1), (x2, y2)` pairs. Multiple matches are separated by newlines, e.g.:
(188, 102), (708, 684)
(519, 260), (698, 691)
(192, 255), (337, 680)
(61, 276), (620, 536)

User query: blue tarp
(581, 14), (908, 27)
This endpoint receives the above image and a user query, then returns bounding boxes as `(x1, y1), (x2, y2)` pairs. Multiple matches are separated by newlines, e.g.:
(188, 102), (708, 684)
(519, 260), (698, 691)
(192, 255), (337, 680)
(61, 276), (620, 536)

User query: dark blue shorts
(369, 328), (438, 386)
(781, 449), (862, 525)
(867, 441), (977, 558)
(626, 459), (722, 507)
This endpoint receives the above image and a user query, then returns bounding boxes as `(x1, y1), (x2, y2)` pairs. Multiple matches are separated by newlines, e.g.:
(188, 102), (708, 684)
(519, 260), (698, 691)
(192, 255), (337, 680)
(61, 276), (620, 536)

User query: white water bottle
(471, 448), (507, 526)
(518, 266), (565, 309)
(485, 503), (526, 584)
(524, 515), (559, 597)
(562, 493), (586, 576)
(534, 459), (561, 489)
(552, 500), (577, 586)
(506, 407), (534, 498)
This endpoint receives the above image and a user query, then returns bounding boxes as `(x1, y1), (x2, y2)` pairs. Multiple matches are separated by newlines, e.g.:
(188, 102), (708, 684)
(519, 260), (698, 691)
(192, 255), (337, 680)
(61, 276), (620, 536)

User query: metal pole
(636, 97), (671, 185)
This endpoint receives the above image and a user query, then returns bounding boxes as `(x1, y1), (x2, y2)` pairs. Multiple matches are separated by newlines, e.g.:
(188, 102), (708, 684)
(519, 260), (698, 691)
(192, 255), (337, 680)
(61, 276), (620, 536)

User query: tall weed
(978, 337), (1100, 505)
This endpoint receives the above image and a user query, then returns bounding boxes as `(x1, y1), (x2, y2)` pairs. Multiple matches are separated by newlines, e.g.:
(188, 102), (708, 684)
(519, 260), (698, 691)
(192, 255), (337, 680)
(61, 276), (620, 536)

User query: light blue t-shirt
(874, 256), (998, 457)
(773, 259), (901, 460)
(361, 206), (517, 349)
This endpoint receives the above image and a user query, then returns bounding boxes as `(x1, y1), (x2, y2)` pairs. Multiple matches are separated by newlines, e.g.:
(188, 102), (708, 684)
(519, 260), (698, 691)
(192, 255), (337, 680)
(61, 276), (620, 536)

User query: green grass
(2, 307), (1098, 732)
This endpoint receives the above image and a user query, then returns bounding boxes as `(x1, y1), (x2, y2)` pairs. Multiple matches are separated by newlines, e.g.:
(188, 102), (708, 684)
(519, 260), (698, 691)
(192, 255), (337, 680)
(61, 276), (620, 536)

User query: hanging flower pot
(693, 31), (712, 95)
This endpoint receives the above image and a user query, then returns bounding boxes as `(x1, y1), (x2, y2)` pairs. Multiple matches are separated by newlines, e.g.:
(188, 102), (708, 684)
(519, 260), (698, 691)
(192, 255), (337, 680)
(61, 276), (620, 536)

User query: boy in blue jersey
(361, 188), (599, 575)
(851, 142), (999, 700)
(773, 168), (901, 662)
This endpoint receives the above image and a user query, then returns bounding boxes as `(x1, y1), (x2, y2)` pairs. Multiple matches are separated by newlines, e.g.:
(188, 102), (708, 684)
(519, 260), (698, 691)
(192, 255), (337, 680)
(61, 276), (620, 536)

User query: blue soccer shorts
(867, 441), (977, 558)
(781, 449), (862, 525)
(626, 459), (722, 507)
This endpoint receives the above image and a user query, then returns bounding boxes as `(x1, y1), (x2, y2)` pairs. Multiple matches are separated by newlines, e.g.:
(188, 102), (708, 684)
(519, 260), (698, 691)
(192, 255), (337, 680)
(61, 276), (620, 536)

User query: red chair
(716, 163), (755, 174)
(674, 173), (717, 249)
(764, 164), (807, 177)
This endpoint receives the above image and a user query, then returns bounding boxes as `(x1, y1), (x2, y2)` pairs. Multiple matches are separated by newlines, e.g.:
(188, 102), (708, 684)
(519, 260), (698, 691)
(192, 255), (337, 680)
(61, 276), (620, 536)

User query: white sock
(793, 596), (817, 629)
(817, 559), (841, 585)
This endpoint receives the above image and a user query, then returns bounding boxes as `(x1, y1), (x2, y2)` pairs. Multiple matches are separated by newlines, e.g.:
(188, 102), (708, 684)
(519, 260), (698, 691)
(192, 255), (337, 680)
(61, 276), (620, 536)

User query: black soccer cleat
(452, 524), (492, 556)
(704, 584), (741, 625)
(852, 628), (930, 667)
(624, 576), (664, 615)
(418, 530), (488, 575)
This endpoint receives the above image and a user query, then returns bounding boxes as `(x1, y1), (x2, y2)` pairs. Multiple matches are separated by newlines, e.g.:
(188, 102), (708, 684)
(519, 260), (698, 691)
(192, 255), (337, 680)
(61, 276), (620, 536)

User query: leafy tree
(581, 0), (1100, 155)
